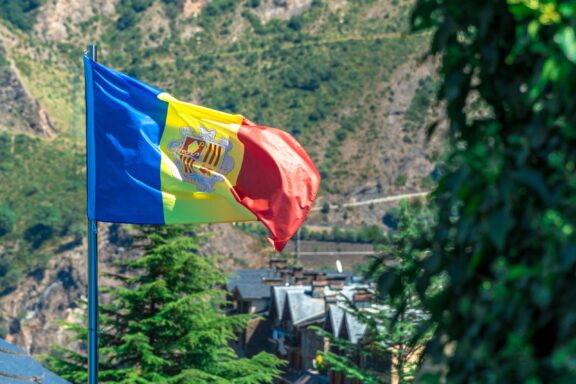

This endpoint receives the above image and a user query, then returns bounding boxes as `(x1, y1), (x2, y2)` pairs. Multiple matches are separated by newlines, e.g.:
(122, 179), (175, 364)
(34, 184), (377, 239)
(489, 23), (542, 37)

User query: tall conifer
(48, 225), (282, 383)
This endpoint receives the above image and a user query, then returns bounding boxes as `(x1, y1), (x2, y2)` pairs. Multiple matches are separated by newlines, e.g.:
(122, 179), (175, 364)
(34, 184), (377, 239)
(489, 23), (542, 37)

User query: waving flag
(84, 57), (320, 251)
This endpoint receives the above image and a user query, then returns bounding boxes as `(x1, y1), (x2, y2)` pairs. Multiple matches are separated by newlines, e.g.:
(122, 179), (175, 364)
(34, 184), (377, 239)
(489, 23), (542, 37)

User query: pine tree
(47, 225), (283, 383)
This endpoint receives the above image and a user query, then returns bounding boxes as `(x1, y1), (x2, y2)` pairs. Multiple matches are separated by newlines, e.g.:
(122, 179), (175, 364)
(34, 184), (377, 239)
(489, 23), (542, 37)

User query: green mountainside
(0, 0), (438, 293)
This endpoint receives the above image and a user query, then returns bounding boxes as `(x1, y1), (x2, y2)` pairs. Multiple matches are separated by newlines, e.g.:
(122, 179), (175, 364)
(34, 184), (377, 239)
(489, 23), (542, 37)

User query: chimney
(294, 276), (309, 286)
(329, 275), (346, 283)
(280, 270), (291, 284)
(353, 289), (373, 308)
(311, 280), (328, 298)
(269, 258), (288, 272)
(262, 277), (283, 286)
(314, 272), (327, 282)
(293, 266), (304, 278)
(304, 271), (319, 281)
(329, 281), (344, 291)
(324, 294), (338, 312)
(326, 275), (346, 289)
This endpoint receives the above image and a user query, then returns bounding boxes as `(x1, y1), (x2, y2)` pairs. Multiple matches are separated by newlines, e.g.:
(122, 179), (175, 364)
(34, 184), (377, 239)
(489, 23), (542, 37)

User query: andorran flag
(84, 56), (320, 251)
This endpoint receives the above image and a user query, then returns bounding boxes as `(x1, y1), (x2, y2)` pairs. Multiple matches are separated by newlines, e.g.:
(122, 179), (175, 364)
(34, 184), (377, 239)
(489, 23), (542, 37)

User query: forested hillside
(0, 0), (440, 352)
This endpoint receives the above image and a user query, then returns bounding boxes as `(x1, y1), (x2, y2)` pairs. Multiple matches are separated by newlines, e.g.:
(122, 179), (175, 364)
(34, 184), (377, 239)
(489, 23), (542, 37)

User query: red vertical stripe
(231, 122), (320, 251)
(209, 143), (217, 165)
(203, 143), (213, 162)
(214, 146), (222, 167)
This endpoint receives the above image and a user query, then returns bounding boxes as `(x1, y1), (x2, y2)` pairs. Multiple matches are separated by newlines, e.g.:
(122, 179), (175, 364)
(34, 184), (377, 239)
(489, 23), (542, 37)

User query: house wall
(301, 327), (326, 371)
(244, 317), (275, 358)
(245, 298), (269, 314)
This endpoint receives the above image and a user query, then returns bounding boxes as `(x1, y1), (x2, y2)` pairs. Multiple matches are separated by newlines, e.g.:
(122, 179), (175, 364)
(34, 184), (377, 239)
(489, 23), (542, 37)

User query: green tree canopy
(47, 225), (283, 383)
(378, 0), (576, 383)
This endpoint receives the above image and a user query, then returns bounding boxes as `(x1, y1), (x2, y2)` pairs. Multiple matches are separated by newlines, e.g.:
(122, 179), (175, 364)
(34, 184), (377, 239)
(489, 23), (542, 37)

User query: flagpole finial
(87, 44), (97, 61)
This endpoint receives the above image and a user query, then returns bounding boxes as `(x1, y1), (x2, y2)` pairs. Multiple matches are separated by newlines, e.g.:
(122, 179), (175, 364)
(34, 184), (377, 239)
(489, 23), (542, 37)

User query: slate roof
(287, 291), (325, 327)
(272, 286), (307, 321)
(341, 313), (368, 345)
(326, 304), (345, 337)
(271, 284), (370, 325)
(226, 269), (275, 291)
(234, 283), (272, 299)
(227, 269), (278, 302)
(332, 306), (428, 346)
(226, 269), (354, 293)
(0, 339), (70, 384)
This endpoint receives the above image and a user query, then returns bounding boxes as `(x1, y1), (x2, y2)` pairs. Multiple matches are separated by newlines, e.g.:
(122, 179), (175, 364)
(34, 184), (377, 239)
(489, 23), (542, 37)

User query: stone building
(226, 261), (383, 383)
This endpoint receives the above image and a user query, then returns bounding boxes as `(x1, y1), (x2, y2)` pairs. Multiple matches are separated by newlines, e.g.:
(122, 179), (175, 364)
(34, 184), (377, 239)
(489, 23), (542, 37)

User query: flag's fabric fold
(84, 56), (320, 251)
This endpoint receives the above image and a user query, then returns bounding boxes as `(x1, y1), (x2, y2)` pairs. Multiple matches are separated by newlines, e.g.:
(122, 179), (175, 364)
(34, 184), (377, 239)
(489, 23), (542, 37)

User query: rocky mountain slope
(0, 35), (54, 136)
(0, 222), (265, 354)
(0, 0), (440, 354)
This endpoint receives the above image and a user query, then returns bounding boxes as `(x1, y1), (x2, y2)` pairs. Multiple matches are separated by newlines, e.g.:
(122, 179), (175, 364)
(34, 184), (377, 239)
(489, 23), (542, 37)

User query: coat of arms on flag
(84, 55), (320, 250)
(168, 127), (235, 192)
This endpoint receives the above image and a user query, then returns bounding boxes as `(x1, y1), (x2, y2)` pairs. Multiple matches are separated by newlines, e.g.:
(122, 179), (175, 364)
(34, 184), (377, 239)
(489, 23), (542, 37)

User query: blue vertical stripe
(84, 58), (169, 224)
(84, 56), (96, 220)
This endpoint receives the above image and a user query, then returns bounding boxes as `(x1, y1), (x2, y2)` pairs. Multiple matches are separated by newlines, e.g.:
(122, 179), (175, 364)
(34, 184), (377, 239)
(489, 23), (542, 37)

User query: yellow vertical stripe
(157, 93), (256, 223)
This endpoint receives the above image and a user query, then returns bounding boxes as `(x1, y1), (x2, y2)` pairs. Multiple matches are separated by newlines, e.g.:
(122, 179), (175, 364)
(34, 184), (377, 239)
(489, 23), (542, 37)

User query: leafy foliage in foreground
(378, 0), (576, 382)
(46, 226), (283, 383)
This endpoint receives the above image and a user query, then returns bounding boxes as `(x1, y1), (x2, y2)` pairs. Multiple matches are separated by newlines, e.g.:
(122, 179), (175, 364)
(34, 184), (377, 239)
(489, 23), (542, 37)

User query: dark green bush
(0, 257), (21, 294)
(116, 9), (137, 30)
(288, 17), (302, 31)
(115, 0), (153, 30)
(130, 0), (154, 12)
(24, 205), (62, 249)
(204, 0), (235, 17)
(0, 205), (16, 237)
(0, 0), (43, 31)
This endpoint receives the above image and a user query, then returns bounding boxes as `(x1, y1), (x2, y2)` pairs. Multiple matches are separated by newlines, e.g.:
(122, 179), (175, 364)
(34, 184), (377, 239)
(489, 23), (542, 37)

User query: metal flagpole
(296, 227), (301, 266)
(86, 43), (99, 384)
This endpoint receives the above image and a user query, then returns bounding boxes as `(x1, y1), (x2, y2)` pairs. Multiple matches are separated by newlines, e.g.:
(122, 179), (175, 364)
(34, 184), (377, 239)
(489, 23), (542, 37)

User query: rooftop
(271, 284), (370, 325)
(326, 304), (346, 337)
(0, 339), (70, 384)
(233, 283), (272, 299)
(226, 269), (276, 292)
(227, 267), (355, 290)
(341, 312), (369, 345)
(287, 290), (326, 327)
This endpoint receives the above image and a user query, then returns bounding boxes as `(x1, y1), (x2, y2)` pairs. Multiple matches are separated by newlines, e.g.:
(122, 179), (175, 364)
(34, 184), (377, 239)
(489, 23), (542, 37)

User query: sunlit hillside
(0, 0), (440, 351)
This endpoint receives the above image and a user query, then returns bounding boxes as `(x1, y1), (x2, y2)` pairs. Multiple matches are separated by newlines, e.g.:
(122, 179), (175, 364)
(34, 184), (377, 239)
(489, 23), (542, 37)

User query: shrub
(24, 205), (62, 249)
(0, 205), (16, 237)
(204, 0), (235, 17)
(0, 0), (44, 31)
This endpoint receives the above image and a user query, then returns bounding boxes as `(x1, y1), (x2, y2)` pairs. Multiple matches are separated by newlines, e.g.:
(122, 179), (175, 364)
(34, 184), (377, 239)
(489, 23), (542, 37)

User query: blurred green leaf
(555, 27), (576, 63)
